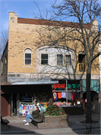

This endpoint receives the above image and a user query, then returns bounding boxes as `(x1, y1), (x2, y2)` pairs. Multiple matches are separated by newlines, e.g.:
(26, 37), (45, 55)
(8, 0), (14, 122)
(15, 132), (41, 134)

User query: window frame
(78, 53), (86, 72)
(65, 54), (72, 66)
(41, 53), (48, 65)
(24, 49), (32, 65)
(57, 54), (63, 66)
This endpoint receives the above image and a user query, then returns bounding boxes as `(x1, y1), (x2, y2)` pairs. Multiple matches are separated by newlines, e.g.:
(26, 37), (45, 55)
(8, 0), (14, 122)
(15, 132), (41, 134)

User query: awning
(0, 82), (12, 85)
(82, 79), (99, 93)
(11, 81), (59, 85)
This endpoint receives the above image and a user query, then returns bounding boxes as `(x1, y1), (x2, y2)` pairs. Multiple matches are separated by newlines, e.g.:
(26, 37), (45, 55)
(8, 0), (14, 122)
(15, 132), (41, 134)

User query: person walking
(23, 106), (40, 125)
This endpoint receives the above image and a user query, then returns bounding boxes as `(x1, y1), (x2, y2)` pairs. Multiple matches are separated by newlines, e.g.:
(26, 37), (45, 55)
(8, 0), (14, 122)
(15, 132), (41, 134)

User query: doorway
(10, 94), (17, 116)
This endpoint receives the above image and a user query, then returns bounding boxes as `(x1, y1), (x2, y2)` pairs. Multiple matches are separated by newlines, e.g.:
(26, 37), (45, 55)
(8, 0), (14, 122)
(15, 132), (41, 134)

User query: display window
(52, 79), (81, 107)
(19, 92), (50, 116)
(36, 92), (49, 102)
(19, 93), (34, 116)
(20, 93), (33, 102)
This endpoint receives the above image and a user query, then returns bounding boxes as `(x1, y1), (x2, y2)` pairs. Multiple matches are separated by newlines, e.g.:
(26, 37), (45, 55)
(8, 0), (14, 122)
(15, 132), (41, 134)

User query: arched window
(24, 49), (32, 65)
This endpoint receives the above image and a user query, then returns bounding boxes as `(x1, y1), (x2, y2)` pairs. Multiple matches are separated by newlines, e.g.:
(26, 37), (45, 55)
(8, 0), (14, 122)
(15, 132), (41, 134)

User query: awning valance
(82, 79), (99, 93)
(12, 81), (59, 85)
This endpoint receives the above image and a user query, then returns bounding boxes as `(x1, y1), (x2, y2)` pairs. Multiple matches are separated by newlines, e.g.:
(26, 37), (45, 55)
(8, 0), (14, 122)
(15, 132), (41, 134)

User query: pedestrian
(23, 106), (40, 125)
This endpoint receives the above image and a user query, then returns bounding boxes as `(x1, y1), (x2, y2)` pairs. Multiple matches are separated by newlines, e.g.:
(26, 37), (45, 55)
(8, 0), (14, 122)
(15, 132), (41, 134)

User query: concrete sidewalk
(1, 113), (100, 134)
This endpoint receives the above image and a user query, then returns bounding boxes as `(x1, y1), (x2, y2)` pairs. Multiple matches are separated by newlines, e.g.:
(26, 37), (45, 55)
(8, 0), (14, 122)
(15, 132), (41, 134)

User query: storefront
(51, 79), (100, 114)
(1, 81), (58, 117)
(82, 79), (100, 113)
(52, 79), (82, 107)
(1, 79), (99, 117)
(51, 79), (85, 115)
(19, 92), (51, 116)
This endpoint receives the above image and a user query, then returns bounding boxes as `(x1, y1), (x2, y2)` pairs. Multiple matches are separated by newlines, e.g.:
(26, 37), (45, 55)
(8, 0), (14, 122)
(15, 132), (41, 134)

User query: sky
(0, 0), (58, 37)
(0, 0), (101, 43)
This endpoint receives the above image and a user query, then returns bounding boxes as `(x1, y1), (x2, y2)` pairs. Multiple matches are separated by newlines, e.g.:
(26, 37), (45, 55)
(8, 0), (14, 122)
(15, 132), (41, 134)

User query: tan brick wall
(8, 12), (99, 75)
(8, 12), (38, 73)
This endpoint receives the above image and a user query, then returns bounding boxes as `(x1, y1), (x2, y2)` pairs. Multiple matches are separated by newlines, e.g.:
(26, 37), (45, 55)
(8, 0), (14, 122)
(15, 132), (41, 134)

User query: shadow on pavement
(1, 122), (42, 134)
(67, 113), (100, 134)
(1, 114), (100, 134)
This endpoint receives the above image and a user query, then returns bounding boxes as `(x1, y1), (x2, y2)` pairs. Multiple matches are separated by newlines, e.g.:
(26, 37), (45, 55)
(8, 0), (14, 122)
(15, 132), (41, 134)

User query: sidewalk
(1, 113), (100, 134)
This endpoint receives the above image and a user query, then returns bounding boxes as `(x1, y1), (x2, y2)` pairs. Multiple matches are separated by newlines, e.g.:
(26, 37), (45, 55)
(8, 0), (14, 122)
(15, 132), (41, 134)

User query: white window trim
(65, 54), (72, 66)
(40, 53), (49, 66)
(56, 53), (72, 67)
(56, 53), (64, 66)
(24, 49), (33, 65)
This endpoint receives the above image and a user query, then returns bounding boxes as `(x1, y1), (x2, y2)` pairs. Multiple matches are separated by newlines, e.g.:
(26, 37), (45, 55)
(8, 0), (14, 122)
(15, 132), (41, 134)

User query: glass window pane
(65, 55), (71, 65)
(41, 54), (48, 65)
(41, 60), (48, 65)
(25, 53), (31, 58)
(57, 54), (63, 65)
(25, 59), (31, 65)
(41, 54), (48, 59)
(25, 53), (31, 65)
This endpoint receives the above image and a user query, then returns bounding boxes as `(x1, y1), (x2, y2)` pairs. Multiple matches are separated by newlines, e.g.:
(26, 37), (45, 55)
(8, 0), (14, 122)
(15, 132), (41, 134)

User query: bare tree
(49, 0), (101, 123)
(33, 0), (101, 123)
(0, 31), (8, 57)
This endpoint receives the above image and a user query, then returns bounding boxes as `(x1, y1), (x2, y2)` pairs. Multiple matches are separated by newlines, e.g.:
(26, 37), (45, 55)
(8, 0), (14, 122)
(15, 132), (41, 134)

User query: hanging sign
(53, 92), (58, 100)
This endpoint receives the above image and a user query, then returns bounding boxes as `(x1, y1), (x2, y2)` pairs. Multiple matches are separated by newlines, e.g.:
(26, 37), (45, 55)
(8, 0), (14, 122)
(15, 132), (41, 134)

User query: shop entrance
(10, 94), (17, 116)
(13, 94), (17, 115)
(83, 91), (99, 113)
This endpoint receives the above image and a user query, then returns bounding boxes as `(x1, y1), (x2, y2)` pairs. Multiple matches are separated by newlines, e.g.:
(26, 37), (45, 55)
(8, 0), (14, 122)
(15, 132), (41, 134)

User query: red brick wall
(1, 94), (9, 117)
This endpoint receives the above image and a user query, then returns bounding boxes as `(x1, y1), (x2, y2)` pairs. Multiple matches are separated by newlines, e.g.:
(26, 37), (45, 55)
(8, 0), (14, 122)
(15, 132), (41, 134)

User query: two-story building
(0, 12), (100, 117)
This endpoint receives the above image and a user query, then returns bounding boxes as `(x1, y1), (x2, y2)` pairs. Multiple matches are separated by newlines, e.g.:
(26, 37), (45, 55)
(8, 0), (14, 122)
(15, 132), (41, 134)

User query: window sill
(56, 65), (72, 67)
(22, 66), (34, 68)
(40, 64), (49, 66)
(79, 70), (86, 72)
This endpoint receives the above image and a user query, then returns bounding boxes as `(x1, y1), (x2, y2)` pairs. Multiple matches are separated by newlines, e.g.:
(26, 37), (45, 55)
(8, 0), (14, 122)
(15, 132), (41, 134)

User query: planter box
(39, 115), (69, 128)
(45, 115), (67, 123)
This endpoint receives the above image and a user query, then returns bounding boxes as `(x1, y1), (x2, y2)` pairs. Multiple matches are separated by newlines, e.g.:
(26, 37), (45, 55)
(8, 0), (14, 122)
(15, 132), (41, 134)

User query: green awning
(82, 79), (99, 93)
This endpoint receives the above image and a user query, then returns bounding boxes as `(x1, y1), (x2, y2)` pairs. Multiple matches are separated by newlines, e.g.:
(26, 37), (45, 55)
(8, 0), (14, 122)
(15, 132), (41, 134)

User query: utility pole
(66, 79), (68, 102)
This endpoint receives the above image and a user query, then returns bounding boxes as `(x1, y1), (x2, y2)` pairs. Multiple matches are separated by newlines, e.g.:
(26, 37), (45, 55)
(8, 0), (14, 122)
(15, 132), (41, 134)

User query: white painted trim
(24, 53), (32, 65)
(40, 52), (49, 66)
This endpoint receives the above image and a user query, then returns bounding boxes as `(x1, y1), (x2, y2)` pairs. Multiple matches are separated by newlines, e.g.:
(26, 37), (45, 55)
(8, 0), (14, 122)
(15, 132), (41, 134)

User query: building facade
(0, 12), (100, 117)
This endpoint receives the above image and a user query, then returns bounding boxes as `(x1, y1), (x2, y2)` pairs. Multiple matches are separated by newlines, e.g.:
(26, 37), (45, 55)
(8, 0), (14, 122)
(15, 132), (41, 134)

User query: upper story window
(65, 55), (71, 66)
(41, 53), (48, 65)
(78, 53), (86, 71)
(78, 54), (85, 63)
(57, 54), (63, 66)
(24, 49), (32, 65)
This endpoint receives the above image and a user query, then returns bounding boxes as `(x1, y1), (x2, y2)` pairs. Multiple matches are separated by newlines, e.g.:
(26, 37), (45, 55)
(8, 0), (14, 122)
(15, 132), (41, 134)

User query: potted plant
(43, 105), (66, 116)
(43, 105), (68, 126)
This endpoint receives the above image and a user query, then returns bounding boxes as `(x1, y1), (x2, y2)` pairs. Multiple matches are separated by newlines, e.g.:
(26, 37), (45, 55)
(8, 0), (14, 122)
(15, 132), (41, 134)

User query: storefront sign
(21, 96), (32, 102)
(53, 84), (65, 88)
(53, 83), (80, 90)
(68, 84), (80, 89)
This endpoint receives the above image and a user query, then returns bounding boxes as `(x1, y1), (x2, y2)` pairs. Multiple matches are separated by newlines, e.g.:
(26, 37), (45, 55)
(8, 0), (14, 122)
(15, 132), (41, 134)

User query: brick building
(0, 12), (100, 116)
